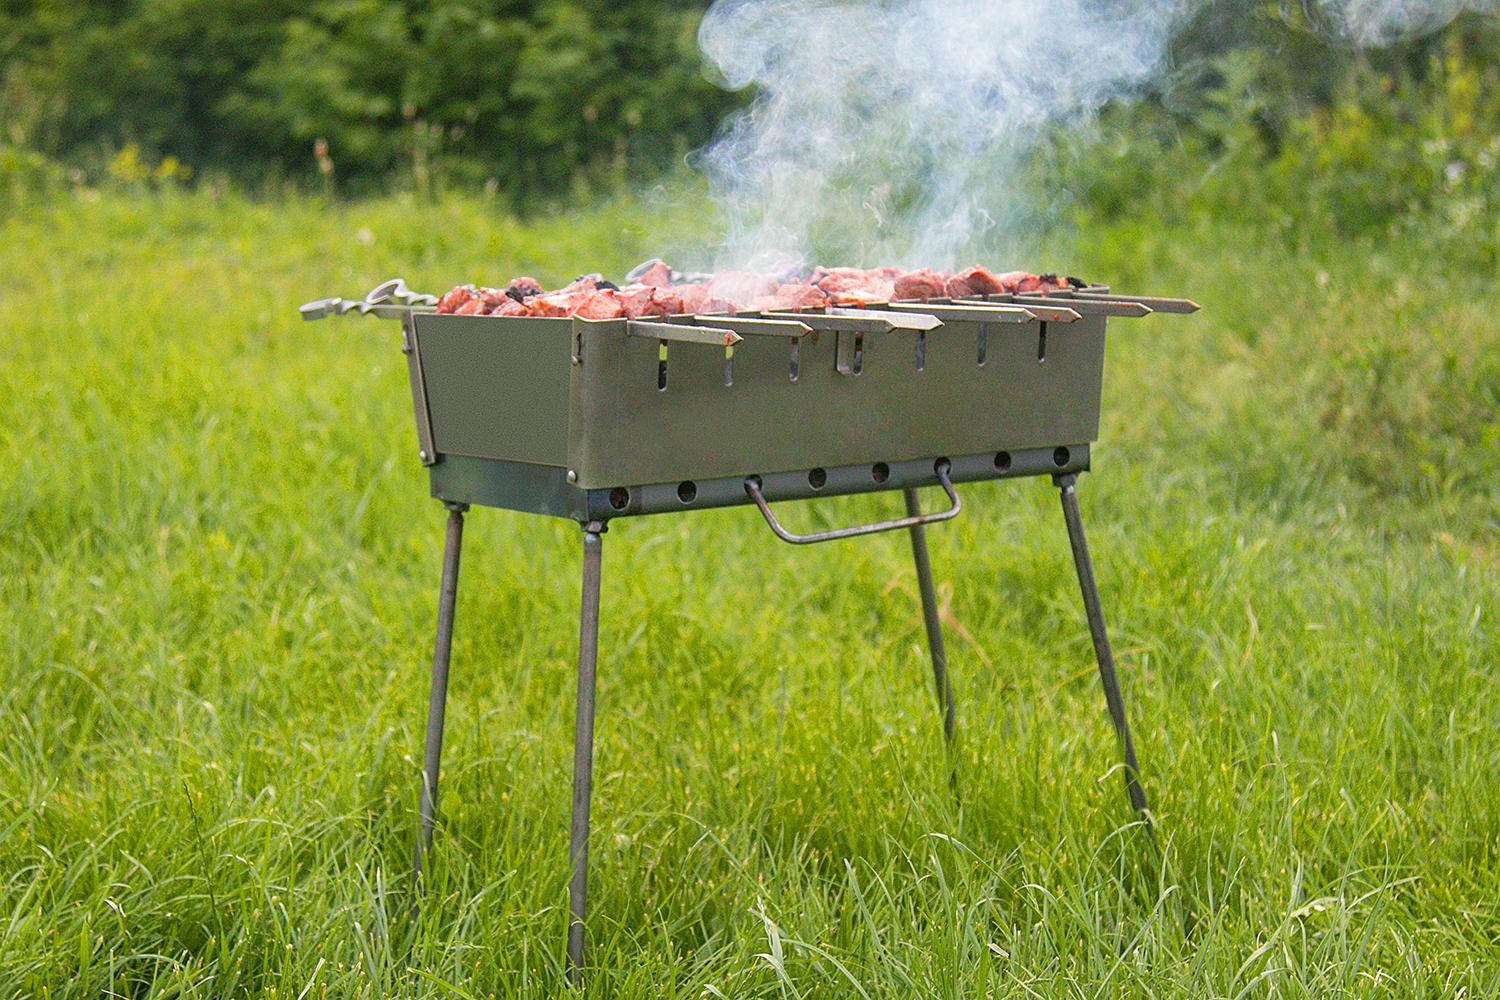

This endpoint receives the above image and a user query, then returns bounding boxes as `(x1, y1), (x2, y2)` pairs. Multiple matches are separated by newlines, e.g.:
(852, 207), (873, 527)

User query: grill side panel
(567, 316), (1106, 489)
(413, 314), (572, 466)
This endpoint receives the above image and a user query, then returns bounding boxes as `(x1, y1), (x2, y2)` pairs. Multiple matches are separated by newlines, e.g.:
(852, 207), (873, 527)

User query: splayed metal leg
(903, 487), (955, 747)
(1054, 475), (1156, 846)
(567, 522), (605, 986)
(413, 501), (468, 894)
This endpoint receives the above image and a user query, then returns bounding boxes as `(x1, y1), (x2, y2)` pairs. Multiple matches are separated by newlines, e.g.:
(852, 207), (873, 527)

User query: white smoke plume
(1304, 0), (1499, 46)
(695, 0), (1184, 270)
(693, 0), (1496, 270)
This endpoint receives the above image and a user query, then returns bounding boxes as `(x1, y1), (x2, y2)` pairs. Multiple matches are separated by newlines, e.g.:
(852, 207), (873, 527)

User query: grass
(1, 184), (1497, 998)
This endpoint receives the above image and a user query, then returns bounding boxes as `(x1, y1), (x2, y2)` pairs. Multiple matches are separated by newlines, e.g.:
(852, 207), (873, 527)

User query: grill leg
(903, 487), (956, 749)
(413, 501), (468, 895)
(567, 522), (605, 986)
(1053, 475), (1156, 847)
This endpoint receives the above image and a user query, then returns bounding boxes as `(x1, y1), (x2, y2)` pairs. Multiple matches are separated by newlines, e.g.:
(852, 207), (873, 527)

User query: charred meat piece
(948, 265), (1005, 296)
(506, 276), (544, 300)
(894, 268), (949, 301)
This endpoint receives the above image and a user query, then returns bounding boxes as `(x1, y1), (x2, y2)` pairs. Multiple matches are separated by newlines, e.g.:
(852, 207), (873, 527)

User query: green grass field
(2, 187), (1497, 998)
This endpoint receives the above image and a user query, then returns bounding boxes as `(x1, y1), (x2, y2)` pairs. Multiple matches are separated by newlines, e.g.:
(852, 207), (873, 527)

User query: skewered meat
(432, 263), (1082, 318)
(893, 269), (948, 301)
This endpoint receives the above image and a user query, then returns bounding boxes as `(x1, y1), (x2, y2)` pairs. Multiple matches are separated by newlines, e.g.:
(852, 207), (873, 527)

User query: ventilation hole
(608, 487), (631, 510)
(723, 344), (734, 386)
(977, 323), (988, 366)
(789, 338), (800, 382)
(1052, 446), (1071, 468)
(808, 467), (827, 490)
(852, 333), (864, 375)
(915, 331), (926, 371)
(677, 481), (697, 504)
(1037, 321), (1048, 362)
(994, 451), (1012, 472)
(657, 340), (668, 391)
(871, 462), (890, 484)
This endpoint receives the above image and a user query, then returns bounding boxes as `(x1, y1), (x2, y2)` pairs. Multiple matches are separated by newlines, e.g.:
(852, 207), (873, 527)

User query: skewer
(1009, 295), (1151, 318)
(828, 307), (944, 332)
(1067, 291), (1200, 314)
(693, 316), (812, 338)
(763, 311), (895, 334)
(625, 320), (743, 347)
(883, 302), (1036, 324)
(954, 297), (1082, 323)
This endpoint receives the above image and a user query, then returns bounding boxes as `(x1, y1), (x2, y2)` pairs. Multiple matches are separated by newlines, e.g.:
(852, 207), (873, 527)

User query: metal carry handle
(744, 461), (961, 545)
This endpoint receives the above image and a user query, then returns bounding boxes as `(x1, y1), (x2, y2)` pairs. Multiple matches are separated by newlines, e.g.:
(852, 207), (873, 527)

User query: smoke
(695, 0), (1184, 270)
(1303, 0), (1499, 46)
(692, 0), (1496, 270)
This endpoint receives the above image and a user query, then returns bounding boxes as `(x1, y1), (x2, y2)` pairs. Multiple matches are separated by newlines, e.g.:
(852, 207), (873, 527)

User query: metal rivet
(419, 450), (429, 461)
(567, 470), (578, 483)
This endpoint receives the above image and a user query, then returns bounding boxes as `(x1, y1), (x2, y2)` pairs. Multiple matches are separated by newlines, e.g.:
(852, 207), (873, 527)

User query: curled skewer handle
(744, 461), (961, 545)
(298, 277), (438, 321)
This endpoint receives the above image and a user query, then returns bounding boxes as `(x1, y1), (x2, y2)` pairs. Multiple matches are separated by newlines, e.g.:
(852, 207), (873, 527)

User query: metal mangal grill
(302, 276), (1198, 981)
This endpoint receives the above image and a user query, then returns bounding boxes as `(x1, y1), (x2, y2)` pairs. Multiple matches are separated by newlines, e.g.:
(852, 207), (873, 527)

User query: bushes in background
(0, 0), (741, 195)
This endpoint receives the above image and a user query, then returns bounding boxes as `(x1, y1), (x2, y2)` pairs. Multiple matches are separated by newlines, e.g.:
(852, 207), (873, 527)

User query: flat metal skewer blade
(625, 320), (743, 347)
(828, 307), (943, 332)
(1012, 295), (1152, 318)
(1071, 291), (1200, 313)
(763, 311), (895, 334)
(885, 302), (1036, 324)
(694, 316), (812, 337)
(957, 298), (1082, 323)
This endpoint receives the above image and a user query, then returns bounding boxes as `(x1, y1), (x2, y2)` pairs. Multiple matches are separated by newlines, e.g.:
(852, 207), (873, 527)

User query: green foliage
(1, 181), (1497, 997)
(0, 0), (740, 194)
(1072, 15), (1500, 267)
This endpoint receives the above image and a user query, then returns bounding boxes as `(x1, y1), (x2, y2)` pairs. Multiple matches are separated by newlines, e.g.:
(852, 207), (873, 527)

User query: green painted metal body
(408, 307), (1108, 520)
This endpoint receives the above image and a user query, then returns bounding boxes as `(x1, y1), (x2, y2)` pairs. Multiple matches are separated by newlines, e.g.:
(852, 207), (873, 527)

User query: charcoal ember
(506, 276), (543, 300)
(436, 285), (477, 314)
(572, 290), (626, 320)
(894, 268), (949, 301)
(454, 297), (488, 315)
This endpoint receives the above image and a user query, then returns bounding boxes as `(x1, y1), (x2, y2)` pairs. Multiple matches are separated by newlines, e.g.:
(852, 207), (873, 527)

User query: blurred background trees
(1, 0), (1498, 244)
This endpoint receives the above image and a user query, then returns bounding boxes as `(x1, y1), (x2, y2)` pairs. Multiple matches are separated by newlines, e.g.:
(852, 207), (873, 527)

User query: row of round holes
(607, 448), (1073, 511)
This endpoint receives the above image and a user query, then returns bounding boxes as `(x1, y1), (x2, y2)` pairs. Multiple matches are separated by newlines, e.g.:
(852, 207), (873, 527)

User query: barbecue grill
(301, 276), (1197, 983)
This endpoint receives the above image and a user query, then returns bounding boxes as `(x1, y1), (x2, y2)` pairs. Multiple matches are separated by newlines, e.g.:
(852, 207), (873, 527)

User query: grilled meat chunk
(432, 263), (1080, 319)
